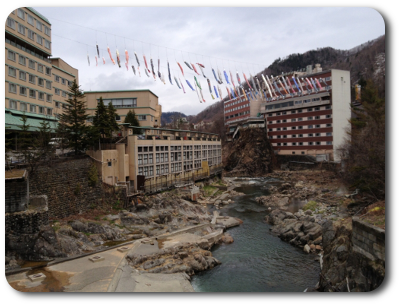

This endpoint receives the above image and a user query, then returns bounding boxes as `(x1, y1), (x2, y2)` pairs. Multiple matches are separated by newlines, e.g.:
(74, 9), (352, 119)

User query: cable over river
(191, 179), (320, 292)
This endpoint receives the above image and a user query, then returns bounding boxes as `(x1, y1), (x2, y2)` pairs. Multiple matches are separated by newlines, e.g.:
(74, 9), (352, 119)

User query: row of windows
(269, 114), (331, 124)
(98, 98), (137, 108)
(5, 38), (51, 64)
(7, 50), (52, 75)
(8, 82), (53, 102)
(224, 103), (250, 114)
(265, 95), (331, 111)
(138, 145), (220, 152)
(270, 132), (332, 139)
(268, 123), (332, 132)
(268, 105), (331, 116)
(224, 99), (248, 108)
(7, 16), (51, 49)
(54, 74), (72, 86)
(274, 141), (333, 146)
(15, 9), (51, 35)
(225, 111), (250, 120)
(8, 99), (53, 115)
(8, 66), (53, 90)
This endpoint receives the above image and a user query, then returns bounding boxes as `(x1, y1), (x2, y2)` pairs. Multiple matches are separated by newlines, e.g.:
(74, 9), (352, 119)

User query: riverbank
(256, 169), (385, 292)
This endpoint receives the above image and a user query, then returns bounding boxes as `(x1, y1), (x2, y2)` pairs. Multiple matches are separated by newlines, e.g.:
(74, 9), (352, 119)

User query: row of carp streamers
(88, 44), (329, 104)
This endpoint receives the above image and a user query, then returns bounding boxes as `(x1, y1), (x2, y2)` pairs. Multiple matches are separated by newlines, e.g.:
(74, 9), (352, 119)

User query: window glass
(27, 14), (34, 25)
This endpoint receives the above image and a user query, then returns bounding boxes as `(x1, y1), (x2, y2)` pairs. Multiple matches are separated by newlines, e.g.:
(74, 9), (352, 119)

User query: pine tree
(107, 102), (120, 136)
(92, 97), (109, 138)
(57, 79), (88, 155)
(124, 110), (141, 134)
(18, 115), (33, 163)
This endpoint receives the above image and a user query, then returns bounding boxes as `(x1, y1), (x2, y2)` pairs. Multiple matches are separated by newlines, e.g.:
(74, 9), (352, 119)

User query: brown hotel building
(261, 68), (351, 161)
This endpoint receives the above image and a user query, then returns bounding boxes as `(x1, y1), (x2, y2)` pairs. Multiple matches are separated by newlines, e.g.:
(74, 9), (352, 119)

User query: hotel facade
(225, 65), (351, 162)
(87, 126), (222, 192)
(5, 7), (78, 132)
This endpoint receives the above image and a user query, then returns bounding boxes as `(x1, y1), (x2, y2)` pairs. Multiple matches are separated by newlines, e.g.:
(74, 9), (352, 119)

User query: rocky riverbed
(5, 177), (242, 274)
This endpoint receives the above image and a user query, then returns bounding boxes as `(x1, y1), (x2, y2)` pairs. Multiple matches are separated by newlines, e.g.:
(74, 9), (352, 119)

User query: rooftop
(84, 89), (158, 98)
(5, 169), (27, 180)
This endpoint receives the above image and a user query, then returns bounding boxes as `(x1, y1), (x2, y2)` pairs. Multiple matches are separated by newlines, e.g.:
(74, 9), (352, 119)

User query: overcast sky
(7, 3), (385, 116)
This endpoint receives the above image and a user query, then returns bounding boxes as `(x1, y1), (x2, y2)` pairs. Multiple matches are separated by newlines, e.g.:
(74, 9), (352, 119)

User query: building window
(28, 59), (35, 70)
(326, 132), (332, 136)
(19, 55), (26, 66)
(17, 8), (25, 20)
(36, 35), (43, 45)
(308, 117), (313, 121)
(308, 125), (313, 129)
(45, 67), (51, 75)
(46, 80), (52, 89)
(108, 161), (112, 167)
(39, 106), (44, 114)
(115, 115), (121, 121)
(297, 109), (302, 113)
(292, 143), (297, 146)
(18, 24), (25, 35)
(45, 26), (51, 36)
(316, 142), (321, 145)
(291, 126), (296, 130)
(138, 115), (146, 121)
(8, 50), (16, 61)
(283, 143), (287, 146)
(315, 116), (320, 120)
(308, 108), (313, 112)
(29, 74), (36, 84)
(61, 78), (66, 85)
(8, 67), (16, 78)
(37, 64), (43, 73)
(27, 30), (35, 42)
(326, 141), (332, 145)
(6, 17), (16, 30)
(55, 75), (60, 82)
(47, 108), (52, 116)
(55, 88), (60, 95)
(292, 134), (297, 138)
(308, 142), (313, 145)
(291, 110), (296, 114)
(326, 123), (332, 127)
(30, 104), (36, 113)
(299, 134), (303, 138)
(20, 102), (27, 112)
(27, 14), (34, 26)
(308, 133), (313, 137)
(46, 94), (52, 103)
(325, 105), (331, 110)
(298, 118), (303, 121)
(29, 89), (36, 99)
(62, 91), (67, 97)
(36, 20), (42, 31)
(8, 83), (17, 93)
(298, 126), (303, 130)
(315, 124), (321, 128)
(19, 86), (27, 96)
(9, 100), (18, 110)
(38, 92), (44, 100)
(55, 101), (60, 108)
(326, 115), (331, 119)
(44, 39), (51, 49)
(291, 119), (296, 122)
(38, 77), (44, 86)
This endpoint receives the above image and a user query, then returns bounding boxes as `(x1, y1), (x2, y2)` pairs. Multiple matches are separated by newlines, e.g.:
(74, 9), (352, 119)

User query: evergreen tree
(18, 115), (33, 163)
(92, 97), (109, 138)
(57, 79), (88, 155)
(124, 110), (141, 134)
(107, 102), (120, 136)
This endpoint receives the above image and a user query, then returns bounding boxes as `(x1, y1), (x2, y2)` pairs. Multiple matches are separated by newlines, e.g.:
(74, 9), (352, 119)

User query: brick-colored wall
(352, 217), (385, 262)
(29, 157), (106, 219)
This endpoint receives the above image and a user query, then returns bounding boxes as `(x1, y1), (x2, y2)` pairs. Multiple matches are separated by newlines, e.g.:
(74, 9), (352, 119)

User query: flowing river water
(191, 178), (320, 292)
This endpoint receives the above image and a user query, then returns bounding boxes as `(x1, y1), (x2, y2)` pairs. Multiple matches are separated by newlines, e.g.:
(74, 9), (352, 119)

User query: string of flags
(87, 41), (330, 105)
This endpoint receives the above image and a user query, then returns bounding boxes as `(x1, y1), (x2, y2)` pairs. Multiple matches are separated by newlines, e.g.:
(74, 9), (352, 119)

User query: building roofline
(5, 30), (52, 56)
(51, 64), (76, 78)
(84, 89), (158, 98)
(26, 7), (51, 25)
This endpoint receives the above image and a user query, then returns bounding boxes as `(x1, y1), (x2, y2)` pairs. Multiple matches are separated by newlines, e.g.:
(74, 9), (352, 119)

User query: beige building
(5, 7), (78, 132)
(87, 126), (222, 193)
(84, 90), (162, 128)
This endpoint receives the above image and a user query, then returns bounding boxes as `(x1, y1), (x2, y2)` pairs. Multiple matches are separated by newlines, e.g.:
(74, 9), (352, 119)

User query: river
(191, 178), (320, 292)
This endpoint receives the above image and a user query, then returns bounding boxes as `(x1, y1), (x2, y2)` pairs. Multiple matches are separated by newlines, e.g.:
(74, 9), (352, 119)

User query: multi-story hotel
(261, 67), (351, 161)
(5, 7), (78, 132)
(84, 90), (162, 128)
(87, 125), (222, 192)
(224, 65), (351, 162)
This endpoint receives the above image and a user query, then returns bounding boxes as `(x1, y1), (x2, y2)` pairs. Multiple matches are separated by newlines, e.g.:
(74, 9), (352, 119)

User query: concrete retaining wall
(352, 217), (385, 261)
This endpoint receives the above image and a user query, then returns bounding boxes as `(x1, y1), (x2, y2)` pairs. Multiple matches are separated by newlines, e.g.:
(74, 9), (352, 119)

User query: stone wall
(5, 178), (28, 213)
(5, 209), (49, 235)
(352, 217), (385, 262)
(29, 157), (107, 219)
